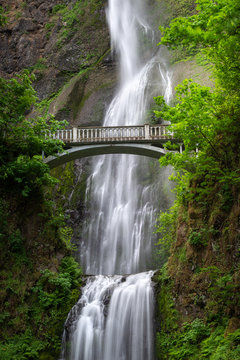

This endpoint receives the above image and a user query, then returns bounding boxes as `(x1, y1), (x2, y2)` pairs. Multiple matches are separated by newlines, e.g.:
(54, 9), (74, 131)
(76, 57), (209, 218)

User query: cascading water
(60, 0), (173, 359)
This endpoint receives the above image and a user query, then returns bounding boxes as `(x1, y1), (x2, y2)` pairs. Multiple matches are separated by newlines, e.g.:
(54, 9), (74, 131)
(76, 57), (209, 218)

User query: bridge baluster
(72, 127), (77, 142)
(144, 124), (150, 140)
(151, 127), (154, 137)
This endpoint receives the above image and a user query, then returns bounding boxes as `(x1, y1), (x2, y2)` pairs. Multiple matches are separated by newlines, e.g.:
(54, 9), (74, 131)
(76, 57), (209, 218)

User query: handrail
(50, 124), (174, 143)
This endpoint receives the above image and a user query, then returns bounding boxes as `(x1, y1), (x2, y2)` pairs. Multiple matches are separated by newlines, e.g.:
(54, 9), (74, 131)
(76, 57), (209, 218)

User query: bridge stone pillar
(144, 124), (150, 139)
(73, 127), (77, 142)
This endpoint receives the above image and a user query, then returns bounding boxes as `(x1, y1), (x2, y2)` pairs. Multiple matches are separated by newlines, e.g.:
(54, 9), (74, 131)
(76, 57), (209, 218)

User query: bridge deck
(51, 124), (174, 145)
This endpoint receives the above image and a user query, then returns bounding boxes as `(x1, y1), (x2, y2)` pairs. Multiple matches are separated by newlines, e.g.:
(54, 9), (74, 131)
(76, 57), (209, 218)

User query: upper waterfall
(106, 0), (148, 83)
(79, 0), (172, 275)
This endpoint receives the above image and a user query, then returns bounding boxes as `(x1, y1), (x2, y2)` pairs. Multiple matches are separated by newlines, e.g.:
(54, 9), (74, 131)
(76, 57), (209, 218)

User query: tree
(0, 72), (66, 197)
(159, 0), (240, 93)
(154, 0), (240, 202)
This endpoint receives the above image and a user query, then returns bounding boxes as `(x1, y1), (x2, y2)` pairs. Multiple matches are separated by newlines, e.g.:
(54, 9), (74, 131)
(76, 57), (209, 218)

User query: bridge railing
(50, 124), (173, 143)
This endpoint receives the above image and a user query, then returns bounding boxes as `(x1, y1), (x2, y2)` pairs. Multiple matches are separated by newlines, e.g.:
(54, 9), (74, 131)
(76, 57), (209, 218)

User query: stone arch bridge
(44, 124), (180, 168)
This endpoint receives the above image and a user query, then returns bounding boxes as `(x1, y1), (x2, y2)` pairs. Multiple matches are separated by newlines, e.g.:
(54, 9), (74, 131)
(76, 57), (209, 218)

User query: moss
(51, 162), (75, 198)
(154, 265), (239, 359)
(154, 265), (179, 332)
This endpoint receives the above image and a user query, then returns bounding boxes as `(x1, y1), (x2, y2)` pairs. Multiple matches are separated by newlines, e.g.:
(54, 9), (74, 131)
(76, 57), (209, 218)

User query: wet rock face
(0, 0), (111, 99)
(0, 0), (51, 73)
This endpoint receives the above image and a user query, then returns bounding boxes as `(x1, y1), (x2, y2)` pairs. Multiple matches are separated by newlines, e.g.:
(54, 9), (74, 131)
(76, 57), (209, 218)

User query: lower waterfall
(61, 272), (154, 360)
(60, 0), (173, 359)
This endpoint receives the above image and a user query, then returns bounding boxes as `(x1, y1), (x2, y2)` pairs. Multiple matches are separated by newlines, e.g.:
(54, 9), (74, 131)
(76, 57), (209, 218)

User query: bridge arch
(44, 144), (168, 169)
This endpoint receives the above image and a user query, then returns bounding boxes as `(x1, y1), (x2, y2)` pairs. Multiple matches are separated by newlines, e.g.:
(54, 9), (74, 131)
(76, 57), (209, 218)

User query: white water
(61, 272), (154, 360)
(61, 0), (173, 359)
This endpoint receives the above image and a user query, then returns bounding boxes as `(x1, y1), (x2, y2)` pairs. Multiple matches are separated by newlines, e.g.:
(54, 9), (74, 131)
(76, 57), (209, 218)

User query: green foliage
(0, 70), (82, 357)
(188, 229), (208, 248)
(51, 4), (67, 15)
(0, 5), (7, 27)
(159, 0), (240, 93)
(0, 329), (45, 360)
(155, 204), (178, 262)
(45, 22), (54, 31)
(33, 257), (82, 309)
(154, 78), (240, 205)
(155, 265), (179, 334)
(53, 1), (85, 47)
(59, 226), (76, 251)
(0, 72), (67, 197)
(9, 230), (24, 253)
(30, 58), (48, 71)
(166, 0), (196, 19)
(0, 257), (82, 359)
(155, 0), (240, 205)
(158, 318), (209, 359)
(157, 324), (240, 360)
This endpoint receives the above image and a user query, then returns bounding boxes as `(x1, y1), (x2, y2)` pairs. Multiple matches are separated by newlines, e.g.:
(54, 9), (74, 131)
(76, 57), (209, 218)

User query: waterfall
(61, 0), (173, 359)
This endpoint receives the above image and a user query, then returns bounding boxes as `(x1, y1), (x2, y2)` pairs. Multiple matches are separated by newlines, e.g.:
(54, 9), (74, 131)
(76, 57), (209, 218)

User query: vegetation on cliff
(0, 73), (82, 359)
(155, 0), (240, 358)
